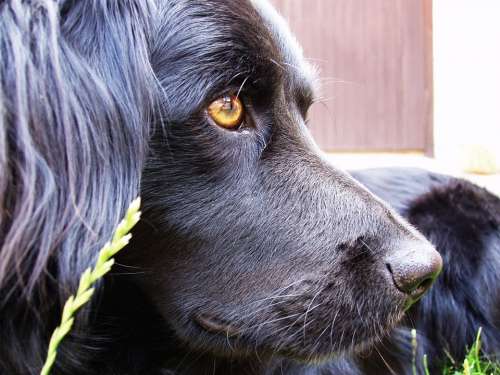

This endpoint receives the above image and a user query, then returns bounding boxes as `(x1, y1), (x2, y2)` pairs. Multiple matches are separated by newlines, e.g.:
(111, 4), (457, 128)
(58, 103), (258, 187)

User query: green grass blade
(40, 198), (141, 375)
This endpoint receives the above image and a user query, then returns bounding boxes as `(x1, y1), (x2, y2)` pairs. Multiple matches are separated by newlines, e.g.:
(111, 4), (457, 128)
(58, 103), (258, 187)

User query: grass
(40, 198), (141, 375)
(412, 328), (500, 375)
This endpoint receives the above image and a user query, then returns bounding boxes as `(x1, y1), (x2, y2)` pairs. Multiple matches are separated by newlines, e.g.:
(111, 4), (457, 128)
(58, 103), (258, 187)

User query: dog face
(128, 0), (442, 362)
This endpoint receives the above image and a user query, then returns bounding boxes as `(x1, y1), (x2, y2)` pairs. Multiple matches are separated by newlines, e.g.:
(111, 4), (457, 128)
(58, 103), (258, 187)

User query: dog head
(0, 0), (441, 372)
(118, 0), (443, 363)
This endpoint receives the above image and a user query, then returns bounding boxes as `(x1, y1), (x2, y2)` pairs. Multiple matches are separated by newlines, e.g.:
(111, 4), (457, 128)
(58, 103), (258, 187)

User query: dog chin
(190, 308), (405, 364)
(276, 321), (402, 364)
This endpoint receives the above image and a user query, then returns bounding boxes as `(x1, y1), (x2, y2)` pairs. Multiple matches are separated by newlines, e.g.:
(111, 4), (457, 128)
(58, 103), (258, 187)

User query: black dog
(0, 1), (498, 374)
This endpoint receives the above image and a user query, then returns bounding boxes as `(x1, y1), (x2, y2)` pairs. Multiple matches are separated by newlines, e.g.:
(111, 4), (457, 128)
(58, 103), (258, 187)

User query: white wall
(433, 0), (500, 171)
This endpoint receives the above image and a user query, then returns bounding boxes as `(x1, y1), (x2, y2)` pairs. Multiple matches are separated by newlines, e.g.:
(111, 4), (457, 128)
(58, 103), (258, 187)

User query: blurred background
(270, 0), (500, 195)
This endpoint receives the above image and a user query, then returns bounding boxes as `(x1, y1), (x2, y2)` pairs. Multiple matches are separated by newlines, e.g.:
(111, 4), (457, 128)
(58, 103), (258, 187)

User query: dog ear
(0, 1), (157, 371)
(60, 0), (159, 124)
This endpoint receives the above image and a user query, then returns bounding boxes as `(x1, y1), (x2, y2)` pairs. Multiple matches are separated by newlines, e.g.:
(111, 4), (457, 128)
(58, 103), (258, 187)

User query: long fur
(0, 1), (157, 372)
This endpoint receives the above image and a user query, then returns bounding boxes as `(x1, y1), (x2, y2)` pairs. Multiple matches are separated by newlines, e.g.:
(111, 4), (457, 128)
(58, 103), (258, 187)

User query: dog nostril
(386, 244), (442, 298)
(397, 273), (434, 295)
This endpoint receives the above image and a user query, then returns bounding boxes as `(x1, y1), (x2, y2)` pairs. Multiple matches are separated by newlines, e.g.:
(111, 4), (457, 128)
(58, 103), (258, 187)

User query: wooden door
(270, 0), (434, 153)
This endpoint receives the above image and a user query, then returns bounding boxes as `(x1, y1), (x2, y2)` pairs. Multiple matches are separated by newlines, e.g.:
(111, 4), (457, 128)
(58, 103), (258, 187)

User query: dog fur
(351, 169), (500, 375)
(0, 1), (498, 374)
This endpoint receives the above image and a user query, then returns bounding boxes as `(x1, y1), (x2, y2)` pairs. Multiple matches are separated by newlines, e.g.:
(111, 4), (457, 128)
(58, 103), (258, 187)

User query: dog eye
(207, 95), (244, 130)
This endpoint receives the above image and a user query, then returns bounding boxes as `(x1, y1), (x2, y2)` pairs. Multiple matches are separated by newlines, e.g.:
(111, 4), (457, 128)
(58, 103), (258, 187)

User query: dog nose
(386, 241), (442, 299)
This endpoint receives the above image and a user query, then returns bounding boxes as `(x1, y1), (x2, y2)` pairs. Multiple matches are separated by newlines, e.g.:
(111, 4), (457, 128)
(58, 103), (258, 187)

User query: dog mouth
(192, 301), (406, 363)
(194, 313), (240, 337)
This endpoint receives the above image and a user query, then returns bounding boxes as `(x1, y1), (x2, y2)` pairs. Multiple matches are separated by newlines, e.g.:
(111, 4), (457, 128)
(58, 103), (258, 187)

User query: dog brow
(254, 0), (319, 104)
(270, 58), (317, 110)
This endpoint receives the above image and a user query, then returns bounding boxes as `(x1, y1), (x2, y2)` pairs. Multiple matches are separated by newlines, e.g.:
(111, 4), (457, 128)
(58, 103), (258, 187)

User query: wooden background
(270, 0), (434, 154)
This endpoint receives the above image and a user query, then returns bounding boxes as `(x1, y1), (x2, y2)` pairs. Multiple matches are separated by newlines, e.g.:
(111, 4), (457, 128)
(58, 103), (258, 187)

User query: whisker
(241, 312), (302, 333)
(375, 346), (398, 375)
(236, 76), (250, 100)
(329, 309), (341, 350)
(302, 288), (324, 342)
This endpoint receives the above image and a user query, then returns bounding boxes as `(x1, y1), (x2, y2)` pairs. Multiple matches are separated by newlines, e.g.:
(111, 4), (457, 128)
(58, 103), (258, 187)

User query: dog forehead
(250, 0), (318, 95)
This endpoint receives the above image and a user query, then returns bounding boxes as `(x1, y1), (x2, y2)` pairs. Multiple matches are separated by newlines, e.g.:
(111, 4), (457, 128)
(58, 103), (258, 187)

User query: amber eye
(207, 95), (244, 129)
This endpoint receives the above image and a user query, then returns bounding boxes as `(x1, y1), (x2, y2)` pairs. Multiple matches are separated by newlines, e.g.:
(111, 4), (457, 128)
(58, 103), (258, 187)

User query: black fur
(1, 1), (498, 375)
(351, 169), (500, 375)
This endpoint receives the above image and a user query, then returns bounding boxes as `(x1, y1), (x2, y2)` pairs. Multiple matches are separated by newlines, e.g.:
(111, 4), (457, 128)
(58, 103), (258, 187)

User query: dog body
(351, 168), (500, 375)
(0, 1), (498, 374)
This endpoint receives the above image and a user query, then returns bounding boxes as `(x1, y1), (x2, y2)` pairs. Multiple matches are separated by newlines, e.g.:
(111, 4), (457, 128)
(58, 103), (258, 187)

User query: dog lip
(194, 313), (240, 336)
